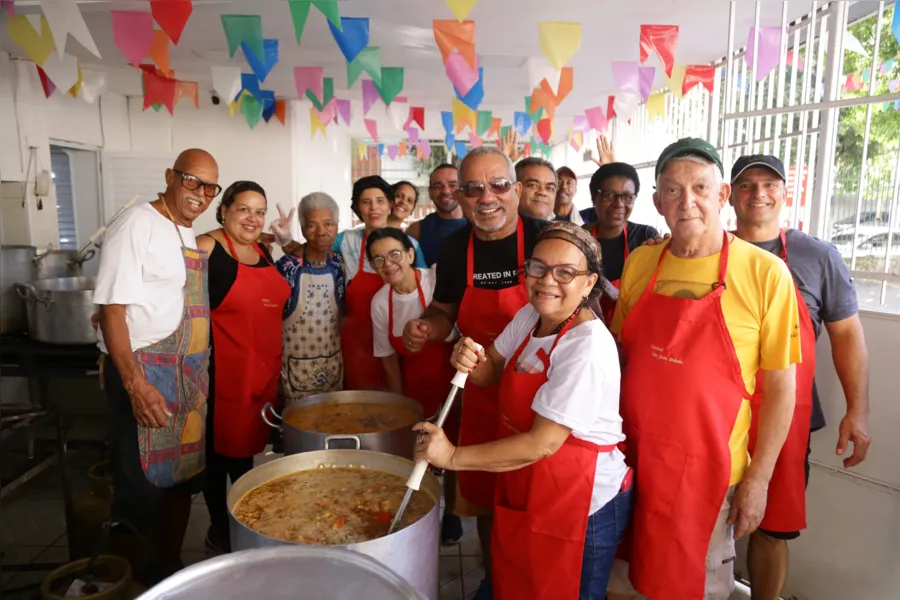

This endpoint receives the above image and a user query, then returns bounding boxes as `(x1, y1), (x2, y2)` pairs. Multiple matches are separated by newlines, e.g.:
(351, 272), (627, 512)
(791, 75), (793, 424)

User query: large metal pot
(262, 391), (422, 458)
(15, 277), (97, 345)
(227, 450), (440, 600)
(33, 245), (94, 280)
(0, 245), (38, 333)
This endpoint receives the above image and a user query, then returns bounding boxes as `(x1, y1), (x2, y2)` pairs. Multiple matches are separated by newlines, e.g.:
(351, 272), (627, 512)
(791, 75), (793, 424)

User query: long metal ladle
(387, 369), (470, 535)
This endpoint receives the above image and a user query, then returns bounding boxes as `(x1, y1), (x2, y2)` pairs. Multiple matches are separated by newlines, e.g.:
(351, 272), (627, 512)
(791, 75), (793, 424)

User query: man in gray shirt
(730, 155), (871, 600)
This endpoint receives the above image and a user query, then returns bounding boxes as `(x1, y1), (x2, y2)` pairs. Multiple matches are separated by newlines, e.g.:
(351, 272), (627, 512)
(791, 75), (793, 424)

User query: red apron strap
(466, 229), (475, 284)
(622, 222), (630, 261)
(515, 217), (525, 283)
(359, 231), (369, 274)
(779, 228), (789, 264)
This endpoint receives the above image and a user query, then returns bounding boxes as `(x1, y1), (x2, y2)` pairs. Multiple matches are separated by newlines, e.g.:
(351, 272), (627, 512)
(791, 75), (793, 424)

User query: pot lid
(136, 546), (426, 600)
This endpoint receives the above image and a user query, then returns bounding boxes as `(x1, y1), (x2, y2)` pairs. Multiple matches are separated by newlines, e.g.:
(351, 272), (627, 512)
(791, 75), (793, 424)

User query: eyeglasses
(370, 249), (406, 269)
(174, 170), (222, 198)
(596, 190), (636, 206)
(460, 179), (514, 199)
(524, 259), (590, 284)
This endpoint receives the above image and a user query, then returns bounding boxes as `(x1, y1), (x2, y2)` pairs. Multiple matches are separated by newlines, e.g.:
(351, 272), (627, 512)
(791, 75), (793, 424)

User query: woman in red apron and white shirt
(415, 221), (632, 600)
(333, 176), (426, 391)
(196, 181), (290, 553)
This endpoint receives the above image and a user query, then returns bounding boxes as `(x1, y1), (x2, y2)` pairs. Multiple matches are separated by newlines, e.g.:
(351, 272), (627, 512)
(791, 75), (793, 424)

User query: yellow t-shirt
(611, 236), (801, 485)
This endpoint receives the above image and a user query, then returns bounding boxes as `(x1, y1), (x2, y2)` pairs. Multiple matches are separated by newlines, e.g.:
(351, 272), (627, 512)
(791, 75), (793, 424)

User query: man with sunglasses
(94, 148), (220, 585)
(515, 157), (559, 220)
(403, 145), (547, 600)
(406, 163), (468, 267)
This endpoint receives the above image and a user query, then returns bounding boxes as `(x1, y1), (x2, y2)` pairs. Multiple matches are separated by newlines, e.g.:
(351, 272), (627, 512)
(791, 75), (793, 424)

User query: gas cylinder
(69, 461), (113, 559)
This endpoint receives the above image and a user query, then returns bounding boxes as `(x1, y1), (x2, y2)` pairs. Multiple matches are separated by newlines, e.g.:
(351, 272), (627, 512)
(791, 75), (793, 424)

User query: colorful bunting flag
(454, 140), (468, 159)
(36, 64), (56, 98)
(41, 52), (80, 95)
(275, 99), (287, 124)
(445, 0), (478, 22)
(39, 0), (101, 58)
(487, 117), (502, 139)
(174, 80), (199, 108)
(746, 26), (784, 81)
(221, 14), (263, 60)
(536, 118), (553, 144)
(65, 66), (81, 98)
(445, 52), (480, 96)
(111, 11), (154, 67)
(476, 110), (492, 136)
(374, 67), (404, 105)
(683, 65), (716, 95)
(513, 112), (532, 137)
(607, 96), (617, 120)
(142, 68), (177, 114)
(647, 93), (666, 120)
(150, 0), (192, 45)
(387, 144), (399, 160)
(309, 105), (326, 137)
(329, 17), (369, 63)
(289, 0), (341, 44)
(664, 66), (687, 99)
(892, 7), (900, 47)
(569, 128), (584, 152)
(315, 99), (336, 127)
(404, 106), (426, 131)
(455, 67), (484, 110)
(261, 91), (277, 121)
(452, 97), (477, 132)
(445, 133), (455, 151)
(294, 66), (324, 102)
(639, 66), (655, 102)
(527, 56), (562, 91)
(362, 79), (379, 114)
(8, 15), (56, 66)
(539, 67), (574, 106)
(529, 86), (556, 119)
(639, 25), (678, 77)
(347, 46), (382, 87)
(336, 98), (352, 125)
(306, 77), (334, 110)
(364, 118), (378, 142)
(243, 38), (279, 82)
(434, 20), (476, 67)
(525, 96), (544, 124)
(612, 61), (640, 95)
(421, 138), (432, 159)
(585, 106), (607, 133)
(409, 128), (420, 145)
(441, 111), (454, 134)
(212, 65), (242, 103)
(398, 141), (408, 157)
(241, 72), (261, 99)
(538, 22), (582, 70)
(468, 132), (482, 148)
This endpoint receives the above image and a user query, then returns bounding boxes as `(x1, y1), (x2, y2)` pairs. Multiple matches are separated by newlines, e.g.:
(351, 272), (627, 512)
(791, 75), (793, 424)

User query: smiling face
(358, 187), (392, 229)
(392, 184), (417, 221)
(556, 173), (577, 207)
(429, 167), (459, 214)
(593, 176), (636, 232)
(164, 150), (219, 225)
(302, 208), (338, 254)
(730, 167), (786, 228)
(518, 165), (558, 220)
(526, 238), (597, 322)
(653, 158), (730, 243)
(370, 237), (415, 287)
(458, 153), (522, 237)
(221, 191), (267, 244)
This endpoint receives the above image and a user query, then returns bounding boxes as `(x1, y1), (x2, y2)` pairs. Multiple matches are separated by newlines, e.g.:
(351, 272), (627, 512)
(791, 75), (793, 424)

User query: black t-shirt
(207, 239), (274, 310)
(433, 214), (547, 305)
(589, 221), (660, 282)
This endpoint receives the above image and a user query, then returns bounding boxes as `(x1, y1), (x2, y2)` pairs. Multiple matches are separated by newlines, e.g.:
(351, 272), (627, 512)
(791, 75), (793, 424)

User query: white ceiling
(3, 0), (826, 131)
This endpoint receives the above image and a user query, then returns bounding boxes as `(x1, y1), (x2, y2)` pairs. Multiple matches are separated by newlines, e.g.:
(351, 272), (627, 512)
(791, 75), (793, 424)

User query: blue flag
(455, 67), (484, 111)
(455, 140), (468, 159)
(441, 111), (454, 134)
(242, 38), (279, 83)
(329, 17), (369, 63)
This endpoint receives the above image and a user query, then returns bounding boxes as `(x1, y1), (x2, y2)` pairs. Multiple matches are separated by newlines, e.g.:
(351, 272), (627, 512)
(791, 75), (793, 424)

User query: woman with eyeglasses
(195, 181), (290, 553)
(388, 181), (418, 230)
(336, 176), (426, 391)
(585, 163), (659, 325)
(414, 221), (631, 600)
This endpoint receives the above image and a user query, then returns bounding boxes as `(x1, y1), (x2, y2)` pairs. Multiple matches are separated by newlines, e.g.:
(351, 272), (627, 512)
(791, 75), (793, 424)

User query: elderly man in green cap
(607, 138), (801, 600)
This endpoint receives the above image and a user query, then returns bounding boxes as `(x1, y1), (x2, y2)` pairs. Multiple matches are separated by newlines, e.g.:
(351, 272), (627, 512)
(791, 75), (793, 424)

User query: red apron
(493, 318), (616, 600)
(387, 270), (458, 441)
(456, 217), (530, 509)
(619, 232), (750, 600)
(341, 232), (387, 391)
(594, 223), (629, 326)
(211, 233), (290, 457)
(747, 229), (815, 532)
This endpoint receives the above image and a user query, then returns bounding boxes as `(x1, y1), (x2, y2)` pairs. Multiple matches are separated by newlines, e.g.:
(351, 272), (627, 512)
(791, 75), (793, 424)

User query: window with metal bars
(50, 146), (78, 250)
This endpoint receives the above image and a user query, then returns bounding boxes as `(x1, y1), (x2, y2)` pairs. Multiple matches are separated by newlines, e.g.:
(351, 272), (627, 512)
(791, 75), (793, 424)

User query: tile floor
(0, 449), (485, 599)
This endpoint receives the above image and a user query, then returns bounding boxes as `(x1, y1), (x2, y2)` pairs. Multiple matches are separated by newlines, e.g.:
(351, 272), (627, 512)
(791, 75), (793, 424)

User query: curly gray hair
(298, 192), (340, 228)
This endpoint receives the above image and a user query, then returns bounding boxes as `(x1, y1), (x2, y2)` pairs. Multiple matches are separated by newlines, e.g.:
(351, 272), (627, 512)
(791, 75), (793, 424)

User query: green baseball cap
(655, 137), (724, 178)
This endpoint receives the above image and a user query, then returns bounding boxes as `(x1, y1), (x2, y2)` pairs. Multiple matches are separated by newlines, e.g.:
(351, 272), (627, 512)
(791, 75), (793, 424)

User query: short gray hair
(657, 155), (723, 186)
(298, 192), (339, 228)
(458, 146), (516, 183)
(515, 157), (557, 184)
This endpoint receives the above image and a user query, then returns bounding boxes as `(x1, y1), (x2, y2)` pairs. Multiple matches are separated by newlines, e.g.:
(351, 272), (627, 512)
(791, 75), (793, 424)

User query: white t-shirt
(93, 202), (197, 353)
(371, 267), (457, 357)
(494, 304), (628, 515)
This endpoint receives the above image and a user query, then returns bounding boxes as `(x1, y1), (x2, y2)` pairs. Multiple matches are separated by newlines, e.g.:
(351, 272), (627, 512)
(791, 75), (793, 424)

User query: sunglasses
(174, 170), (222, 198)
(459, 179), (514, 199)
(524, 259), (590, 284)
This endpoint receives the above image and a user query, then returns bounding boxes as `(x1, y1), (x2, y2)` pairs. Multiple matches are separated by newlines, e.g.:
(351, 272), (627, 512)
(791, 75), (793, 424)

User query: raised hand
(269, 203), (296, 247)
(501, 128), (520, 162)
(591, 135), (616, 167)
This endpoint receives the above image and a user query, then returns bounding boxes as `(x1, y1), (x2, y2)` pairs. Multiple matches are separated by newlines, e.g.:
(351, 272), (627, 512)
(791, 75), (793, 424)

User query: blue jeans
(579, 487), (633, 600)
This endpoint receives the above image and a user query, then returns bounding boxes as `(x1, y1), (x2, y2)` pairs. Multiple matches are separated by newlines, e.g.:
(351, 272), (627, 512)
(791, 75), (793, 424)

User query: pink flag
(585, 106), (608, 133)
(364, 118), (378, 142)
(421, 138), (432, 159)
(317, 99), (336, 127)
(408, 127), (420, 145)
(1, 0), (14, 17)
(572, 115), (589, 132)
(336, 98), (351, 125)
(387, 144), (399, 160)
(362, 79), (379, 115)
(445, 52), (480, 96)
(111, 11), (155, 67)
(639, 66), (655, 102)
(746, 26), (784, 81)
(468, 131), (482, 147)
(294, 67), (324, 101)
(611, 61), (639, 95)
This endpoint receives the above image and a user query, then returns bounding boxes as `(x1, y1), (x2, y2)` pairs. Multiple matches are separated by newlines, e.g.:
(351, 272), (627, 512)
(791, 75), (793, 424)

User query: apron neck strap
(359, 231), (369, 273)
(388, 269), (426, 334)
(779, 228), (788, 264)
(649, 230), (730, 290)
(622, 223), (630, 261)
(221, 230), (270, 266)
(159, 194), (187, 246)
(511, 308), (581, 370)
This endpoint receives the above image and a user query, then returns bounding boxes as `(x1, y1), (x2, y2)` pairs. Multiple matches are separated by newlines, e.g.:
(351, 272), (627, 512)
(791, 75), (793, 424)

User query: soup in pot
(232, 467), (433, 545)
(285, 403), (420, 434)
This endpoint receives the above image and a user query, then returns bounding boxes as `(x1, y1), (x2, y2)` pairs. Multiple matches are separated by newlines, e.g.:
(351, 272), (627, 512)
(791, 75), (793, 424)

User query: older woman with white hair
(274, 192), (346, 404)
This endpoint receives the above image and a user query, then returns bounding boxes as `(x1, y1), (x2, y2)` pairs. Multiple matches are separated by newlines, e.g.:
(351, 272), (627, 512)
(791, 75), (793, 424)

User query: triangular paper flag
(398, 141), (408, 157)
(538, 22), (581, 70)
(445, 0), (478, 22)
(67, 65), (82, 97)
(364, 118), (378, 142)
(316, 99), (337, 127)
(445, 133), (456, 151)
(347, 46), (382, 87)
(80, 71), (107, 104)
(374, 67), (404, 105)
(362, 79), (379, 114)
(142, 68), (176, 114)
(243, 38), (278, 83)
(539, 67), (574, 106)
(607, 96), (617, 120)
(572, 115), (588, 133)
(8, 15), (55, 66)
(665, 66), (687, 99)
(288, 0), (341, 43)
(639, 25), (678, 77)
(221, 14), (263, 60)
(585, 106), (608, 134)
(487, 117), (502, 139)
(647, 93), (666, 120)
(306, 77), (334, 110)
(408, 128), (420, 145)
(433, 20), (476, 67)
(522, 142), (532, 158)
(530, 86), (557, 119)
(262, 94), (277, 122)
(468, 132), (482, 148)
(39, 0), (101, 58)
(455, 67), (484, 110)
(275, 99), (287, 124)
(150, 0), (192, 45)
(569, 128), (584, 152)
(513, 112), (531, 137)
(639, 66), (655, 102)
(612, 61), (640, 95)
(892, 7), (900, 47)
(614, 93), (640, 122)
(329, 17), (368, 63)
(454, 141), (468, 159)
(336, 98), (351, 125)
(212, 66), (242, 103)
(746, 26), (784, 81)
(241, 93), (263, 128)
(683, 65), (716, 95)
(377, 143), (384, 156)
(537, 118), (553, 144)
(843, 29), (868, 57)
(241, 72), (261, 100)
(228, 97), (240, 117)
(445, 52), (479, 96)
(41, 52), (80, 94)
(294, 67), (324, 102)
(36, 65), (56, 98)
(387, 144), (399, 160)
(174, 80), (199, 108)
(404, 106), (425, 131)
(387, 97), (409, 132)
(476, 111), (492, 136)
(527, 56), (562, 90)
(148, 29), (171, 77)
(358, 143), (368, 159)
(452, 97), (477, 133)
(441, 111), (454, 134)
(309, 106), (326, 138)
(421, 138), (432, 159)
(110, 11), (154, 67)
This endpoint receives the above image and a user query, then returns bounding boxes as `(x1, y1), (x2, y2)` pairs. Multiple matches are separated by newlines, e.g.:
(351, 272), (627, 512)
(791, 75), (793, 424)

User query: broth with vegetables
(285, 403), (420, 434)
(232, 467), (433, 544)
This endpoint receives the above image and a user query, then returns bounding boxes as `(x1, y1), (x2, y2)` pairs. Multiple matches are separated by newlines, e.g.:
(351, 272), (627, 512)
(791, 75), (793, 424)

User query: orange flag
(487, 116), (502, 138)
(274, 99), (287, 125)
(539, 67), (573, 105)
(174, 80), (198, 108)
(399, 140), (408, 157)
(530, 86), (556, 119)
(433, 20), (476, 67)
(148, 29), (171, 77)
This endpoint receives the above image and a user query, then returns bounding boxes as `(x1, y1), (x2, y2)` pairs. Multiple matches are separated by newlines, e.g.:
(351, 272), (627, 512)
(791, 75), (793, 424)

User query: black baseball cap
(655, 137), (723, 178)
(731, 155), (787, 182)
(557, 166), (577, 179)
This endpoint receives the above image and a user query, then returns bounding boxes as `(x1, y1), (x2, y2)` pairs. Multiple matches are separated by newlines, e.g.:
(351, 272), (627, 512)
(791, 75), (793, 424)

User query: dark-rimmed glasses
(595, 190), (636, 206)
(460, 179), (514, 199)
(370, 249), (406, 269)
(524, 259), (590, 284)
(174, 170), (222, 198)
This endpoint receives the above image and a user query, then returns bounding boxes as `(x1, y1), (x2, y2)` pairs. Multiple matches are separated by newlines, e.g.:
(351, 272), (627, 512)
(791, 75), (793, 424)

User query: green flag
(525, 96), (544, 124)
(374, 67), (404, 105)
(221, 14), (263, 59)
(242, 93), (263, 129)
(347, 46), (382, 87)
(500, 125), (511, 140)
(476, 111), (492, 137)
(306, 77), (334, 110)
(288, 0), (341, 43)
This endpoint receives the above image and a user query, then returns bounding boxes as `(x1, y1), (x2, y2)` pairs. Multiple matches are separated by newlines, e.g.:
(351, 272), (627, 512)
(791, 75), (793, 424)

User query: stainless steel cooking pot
(227, 450), (440, 600)
(262, 391), (422, 458)
(1, 245), (38, 333)
(15, 277), (97, 345)
(33, 245), (94, 280)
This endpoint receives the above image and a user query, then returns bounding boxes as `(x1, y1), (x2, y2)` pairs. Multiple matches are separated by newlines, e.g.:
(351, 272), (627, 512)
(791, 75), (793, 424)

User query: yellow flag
(452, 97), (477, 133)
(539, 22), (582, 71)
(647, 93), (667, 121)
(310, 107), (327, 139)
(8, 15), (56, 66)
(358, 143), (368, 159)
(228, 96), (242, 117)
(67, 66), (83, 98)
(665, 66), (687, 100)
(445, 0), (479, 22)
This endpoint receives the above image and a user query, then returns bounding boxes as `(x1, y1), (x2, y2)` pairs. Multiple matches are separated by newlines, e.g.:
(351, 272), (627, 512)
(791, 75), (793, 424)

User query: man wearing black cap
(608, 138), (800, 600)
(731, 154), (870, 600)
(553, 166), (592, 225)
